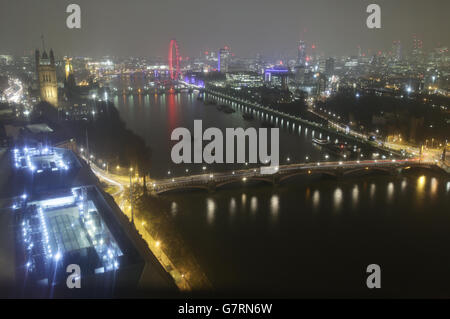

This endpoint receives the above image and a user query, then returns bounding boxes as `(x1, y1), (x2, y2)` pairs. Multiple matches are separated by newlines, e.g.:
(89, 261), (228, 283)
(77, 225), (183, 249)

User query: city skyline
(0, 0), (449, 301)
(0, 0), (449, 58)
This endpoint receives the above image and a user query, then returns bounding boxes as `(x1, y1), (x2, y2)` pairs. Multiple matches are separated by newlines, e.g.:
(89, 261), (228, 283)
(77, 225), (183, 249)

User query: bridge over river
(203, 88), (404, 157)
(151, 159), (444, 194)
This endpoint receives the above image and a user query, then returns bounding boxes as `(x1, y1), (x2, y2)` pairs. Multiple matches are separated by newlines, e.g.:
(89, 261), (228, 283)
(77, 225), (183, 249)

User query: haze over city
(1, 0), (449, 58)
(0, 0), (449, 304)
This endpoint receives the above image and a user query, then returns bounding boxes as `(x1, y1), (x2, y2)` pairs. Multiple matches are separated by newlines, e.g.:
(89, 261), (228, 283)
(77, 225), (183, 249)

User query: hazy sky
(0, 0), (449, 58)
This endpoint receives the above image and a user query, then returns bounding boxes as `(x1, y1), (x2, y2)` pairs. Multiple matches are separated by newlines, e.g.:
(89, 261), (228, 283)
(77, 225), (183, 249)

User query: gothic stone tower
(35, 49), (58, 106)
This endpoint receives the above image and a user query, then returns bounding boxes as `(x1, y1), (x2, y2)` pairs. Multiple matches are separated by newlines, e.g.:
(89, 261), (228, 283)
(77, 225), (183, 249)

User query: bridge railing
(152, 159), (427, 191)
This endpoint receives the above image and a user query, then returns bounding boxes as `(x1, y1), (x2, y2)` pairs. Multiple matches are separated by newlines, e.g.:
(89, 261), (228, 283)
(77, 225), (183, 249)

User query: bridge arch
(215, 176), (273, 189)
(155, 184), (210, 195)
(342, 166), (395, 176)
(279, 170), (338, 183)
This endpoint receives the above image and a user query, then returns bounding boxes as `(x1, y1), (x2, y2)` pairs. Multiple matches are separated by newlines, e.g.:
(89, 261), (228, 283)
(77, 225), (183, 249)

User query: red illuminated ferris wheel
(168, 39), (180, 80)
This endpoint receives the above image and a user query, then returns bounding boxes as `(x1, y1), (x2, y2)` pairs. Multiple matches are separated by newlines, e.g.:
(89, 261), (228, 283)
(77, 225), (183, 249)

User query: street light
(129, 167), (134, 226)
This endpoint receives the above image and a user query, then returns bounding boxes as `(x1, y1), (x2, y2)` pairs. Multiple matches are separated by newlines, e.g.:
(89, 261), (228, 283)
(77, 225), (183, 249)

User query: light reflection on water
(155, 173), (449, 295)
(370, 183), (376, 200)
(206, 198), (216, 225)
(416, 175), (426, 205)
(351, 185), (359, 208)
(241, 193), (247, 206)
(270, 195), (280, 219)
(387, 182), (394, 203)
(430, 177), (438, 198)
(312, 190), (320, 211)
(170, 201), (178, 216)
(229, 198), (236, 216)
(250, 196), (258, 215)
(401, 179), (407, 192)
(333, 188), (343, 212)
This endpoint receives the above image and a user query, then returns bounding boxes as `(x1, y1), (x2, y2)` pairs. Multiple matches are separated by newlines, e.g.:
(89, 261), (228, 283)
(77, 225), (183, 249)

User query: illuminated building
(225, 71), (263, 88)
(218, 46), (231, 73)
(325, 58), (335, 77)
(16, 186), (124, 285)
(294, 65), (306, 84)
(3, 146), (176, 295)
(64, 57), (74, 81)
(264, 67), (290, 90)
(35, 49), (58, 107)
(297, 40), (307, 66)
(392, 41), (402, 61)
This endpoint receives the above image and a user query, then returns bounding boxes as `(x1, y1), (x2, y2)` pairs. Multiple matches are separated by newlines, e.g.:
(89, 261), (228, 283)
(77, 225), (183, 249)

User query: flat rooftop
(15, 186), (125, 286)
(2, 146), (94, 198)
(0, 147), (177, 297)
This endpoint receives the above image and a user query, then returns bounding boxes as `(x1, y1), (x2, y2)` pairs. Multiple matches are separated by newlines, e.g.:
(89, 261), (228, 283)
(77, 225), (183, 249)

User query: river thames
(113, 91), (450, 297)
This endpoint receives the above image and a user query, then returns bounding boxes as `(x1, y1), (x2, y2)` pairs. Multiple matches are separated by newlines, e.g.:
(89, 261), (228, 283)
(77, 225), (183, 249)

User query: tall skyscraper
(218, 46), (231, 73)
(392, 41), (402, 61)
(297, 40), (306, 66)
(325, 58), (335, 76)
(35, 48), (58, 107)
(412, 35), (423, 56)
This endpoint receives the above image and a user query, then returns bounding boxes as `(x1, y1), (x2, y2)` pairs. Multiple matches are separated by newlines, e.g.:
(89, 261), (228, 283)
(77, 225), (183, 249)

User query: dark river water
(113, 91), (450, 298)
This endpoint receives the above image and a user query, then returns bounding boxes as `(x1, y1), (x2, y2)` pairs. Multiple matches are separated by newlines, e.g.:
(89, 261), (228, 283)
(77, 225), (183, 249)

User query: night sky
(0, 0), (449, 58)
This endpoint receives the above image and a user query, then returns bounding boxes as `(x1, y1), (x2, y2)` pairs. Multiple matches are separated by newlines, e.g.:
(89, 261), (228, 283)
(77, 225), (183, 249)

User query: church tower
(35, 46), (58, 107)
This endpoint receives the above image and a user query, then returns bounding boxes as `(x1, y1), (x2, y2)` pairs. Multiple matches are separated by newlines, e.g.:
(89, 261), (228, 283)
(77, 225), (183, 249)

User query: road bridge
(151, 159), (441, 194)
